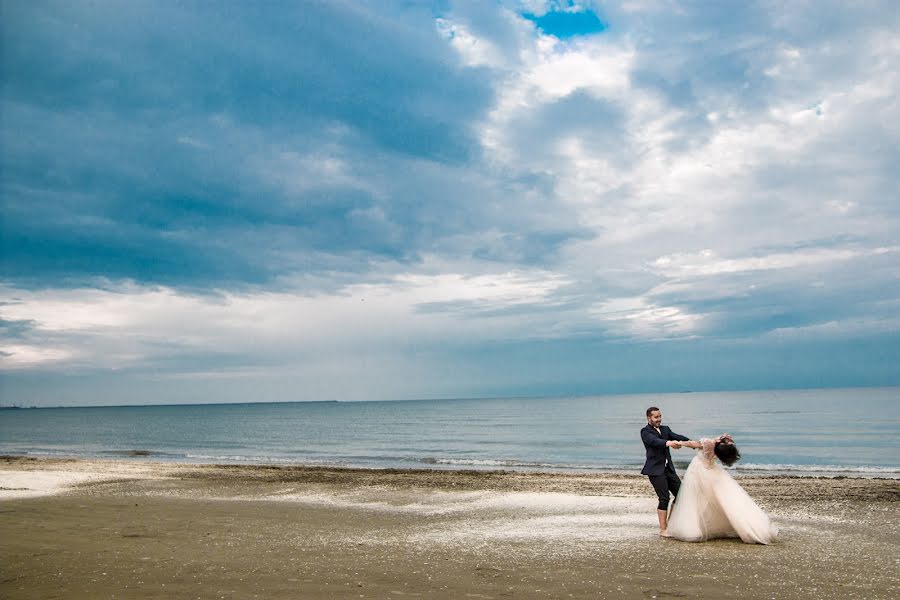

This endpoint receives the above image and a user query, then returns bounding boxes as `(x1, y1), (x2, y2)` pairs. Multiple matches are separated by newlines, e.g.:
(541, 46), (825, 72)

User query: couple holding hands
(640, 406), (778, 544)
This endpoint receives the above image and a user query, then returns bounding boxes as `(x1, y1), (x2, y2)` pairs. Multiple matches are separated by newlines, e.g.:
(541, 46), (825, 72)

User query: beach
(1, 457), (898, 599)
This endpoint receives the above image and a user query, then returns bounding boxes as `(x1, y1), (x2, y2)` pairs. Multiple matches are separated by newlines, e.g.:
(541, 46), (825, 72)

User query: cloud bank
(2, 1), (898, 404)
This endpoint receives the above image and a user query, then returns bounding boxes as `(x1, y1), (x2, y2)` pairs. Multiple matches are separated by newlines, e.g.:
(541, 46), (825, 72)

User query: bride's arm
(677, 439), (720, 451)
(684, 435), (731, 452)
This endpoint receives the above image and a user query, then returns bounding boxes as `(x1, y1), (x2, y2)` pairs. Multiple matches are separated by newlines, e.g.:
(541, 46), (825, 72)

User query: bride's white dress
(667, 439), (778, 544)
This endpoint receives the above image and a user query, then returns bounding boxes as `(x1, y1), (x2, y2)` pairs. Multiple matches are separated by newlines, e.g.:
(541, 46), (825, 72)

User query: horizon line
(1, 383), (896, 410)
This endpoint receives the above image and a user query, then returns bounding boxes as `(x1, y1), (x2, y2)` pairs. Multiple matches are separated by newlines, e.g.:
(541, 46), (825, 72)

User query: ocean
(1, 387), (898, 477)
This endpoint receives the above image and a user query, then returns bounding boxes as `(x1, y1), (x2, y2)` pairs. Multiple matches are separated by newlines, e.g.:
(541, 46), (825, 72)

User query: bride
(666, 435), (778, 544)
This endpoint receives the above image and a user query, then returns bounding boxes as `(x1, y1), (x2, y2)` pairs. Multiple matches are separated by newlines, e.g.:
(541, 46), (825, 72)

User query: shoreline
(2, 456), (898, 598)
(2, 453), (897, 480)
(3, 455), (898, 505)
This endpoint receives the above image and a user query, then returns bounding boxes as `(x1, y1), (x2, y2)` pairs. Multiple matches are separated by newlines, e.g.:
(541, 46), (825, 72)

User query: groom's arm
(641, 428), (681, 449)
(667, 429), (690, 443)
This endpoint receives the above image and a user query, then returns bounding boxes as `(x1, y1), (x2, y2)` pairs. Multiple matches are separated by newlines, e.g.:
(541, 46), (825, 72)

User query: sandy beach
(1, 457), (898, 599)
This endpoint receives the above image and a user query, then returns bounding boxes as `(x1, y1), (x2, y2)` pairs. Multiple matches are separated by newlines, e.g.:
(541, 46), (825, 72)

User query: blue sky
(2, 0), (899, 406)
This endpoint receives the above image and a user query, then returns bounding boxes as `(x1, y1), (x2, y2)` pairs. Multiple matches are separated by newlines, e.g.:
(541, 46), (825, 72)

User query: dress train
(667, 442), (778, 544)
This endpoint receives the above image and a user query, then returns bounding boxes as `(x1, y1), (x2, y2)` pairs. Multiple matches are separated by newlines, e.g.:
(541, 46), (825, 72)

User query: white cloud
(0, 266), (575, 372)
(590, 296), (705, 339)
(649, 247), (899, 278)
(396, 270), (569, 306)
(524, 44), (633, 100)
(436, 17), (507, 68)
(479, 35), (635, 164)
(0, 344), (75, 367)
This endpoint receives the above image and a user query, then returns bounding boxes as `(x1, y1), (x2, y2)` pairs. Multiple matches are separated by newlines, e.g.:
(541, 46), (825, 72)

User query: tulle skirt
(667, 454), (778, 544)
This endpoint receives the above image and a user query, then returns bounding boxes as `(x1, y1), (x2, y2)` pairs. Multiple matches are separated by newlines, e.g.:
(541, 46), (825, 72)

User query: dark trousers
(648, 469), (681, 511)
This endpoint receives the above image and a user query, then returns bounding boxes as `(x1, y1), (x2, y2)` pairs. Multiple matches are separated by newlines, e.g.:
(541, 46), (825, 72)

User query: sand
(1, 457), (898, 599)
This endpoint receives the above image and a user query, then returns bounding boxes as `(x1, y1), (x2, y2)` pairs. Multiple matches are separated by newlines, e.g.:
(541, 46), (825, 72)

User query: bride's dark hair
(714, 441), (741, 466)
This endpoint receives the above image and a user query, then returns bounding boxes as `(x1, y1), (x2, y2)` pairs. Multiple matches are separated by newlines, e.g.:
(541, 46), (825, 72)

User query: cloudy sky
(2, 0), (899, 406)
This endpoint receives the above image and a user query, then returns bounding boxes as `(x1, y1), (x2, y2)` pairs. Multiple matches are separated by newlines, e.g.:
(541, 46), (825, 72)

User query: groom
(640, 406), (690, 537)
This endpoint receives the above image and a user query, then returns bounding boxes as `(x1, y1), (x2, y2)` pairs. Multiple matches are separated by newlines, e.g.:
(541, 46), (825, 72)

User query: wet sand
(1, 457), (898, 599)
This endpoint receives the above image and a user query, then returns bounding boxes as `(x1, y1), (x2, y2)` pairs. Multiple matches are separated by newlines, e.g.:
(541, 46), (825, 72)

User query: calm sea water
(1, 388), (898, 477)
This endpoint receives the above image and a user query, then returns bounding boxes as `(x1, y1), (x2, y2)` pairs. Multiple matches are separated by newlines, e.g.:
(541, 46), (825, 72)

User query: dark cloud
(2, 2), (490, 158)
(0, 318), (35, 339)
(0, 1), (499, 290)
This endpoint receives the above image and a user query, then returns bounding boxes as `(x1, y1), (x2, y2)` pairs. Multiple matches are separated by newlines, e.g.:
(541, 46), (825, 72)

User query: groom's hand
(666, 441), (682, 449)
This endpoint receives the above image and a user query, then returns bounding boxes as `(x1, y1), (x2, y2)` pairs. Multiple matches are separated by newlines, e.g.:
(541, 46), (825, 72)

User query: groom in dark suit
(641, 406), (690, 536)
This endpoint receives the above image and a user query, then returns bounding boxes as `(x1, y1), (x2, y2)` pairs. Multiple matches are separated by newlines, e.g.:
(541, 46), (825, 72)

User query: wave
(184, 453), (335, 464)
(3, 448), (897, 478)
(734, 463), (900, 477)
(99, 449), (184, 458)
(1, 449), (85, 459)
(418, 457), (900, 477)
(418, 457), (637, 472)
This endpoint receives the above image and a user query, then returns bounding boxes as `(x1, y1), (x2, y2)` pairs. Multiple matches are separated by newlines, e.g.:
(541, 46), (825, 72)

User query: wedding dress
(667, 439), (778, 544)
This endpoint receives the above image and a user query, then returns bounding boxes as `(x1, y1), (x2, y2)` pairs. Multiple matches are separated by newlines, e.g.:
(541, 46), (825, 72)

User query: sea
(1, 387), (898, 478)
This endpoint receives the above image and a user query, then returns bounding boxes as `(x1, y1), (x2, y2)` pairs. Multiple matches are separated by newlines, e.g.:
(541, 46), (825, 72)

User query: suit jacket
(640, 424), (690, 476)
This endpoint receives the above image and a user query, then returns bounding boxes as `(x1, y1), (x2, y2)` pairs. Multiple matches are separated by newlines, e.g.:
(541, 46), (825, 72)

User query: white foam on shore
(259, 489), (645, 516)
(0, 464), (170, 499)
(0, 470), (112, 499)
(410, 512), (652, 549)
(397, 493), (654, 548)
(256, 488), (657, 547)
(257, 488), (482, 515)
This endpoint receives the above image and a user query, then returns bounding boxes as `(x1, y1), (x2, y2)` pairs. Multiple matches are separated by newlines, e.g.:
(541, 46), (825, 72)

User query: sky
(1, 0), (899, 406)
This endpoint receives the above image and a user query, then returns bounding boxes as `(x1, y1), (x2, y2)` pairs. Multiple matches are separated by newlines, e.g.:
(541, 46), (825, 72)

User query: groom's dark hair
(646, 406), (660, 417)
